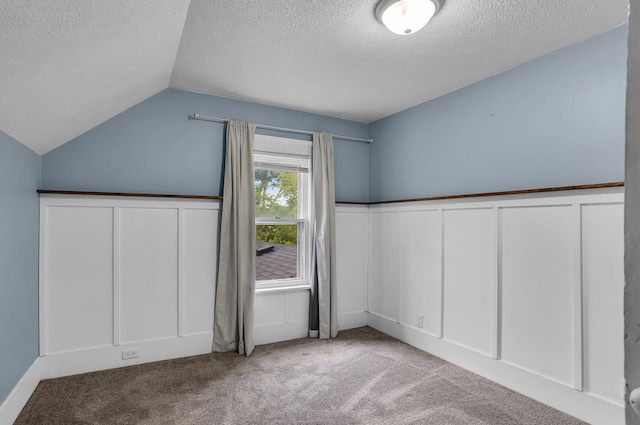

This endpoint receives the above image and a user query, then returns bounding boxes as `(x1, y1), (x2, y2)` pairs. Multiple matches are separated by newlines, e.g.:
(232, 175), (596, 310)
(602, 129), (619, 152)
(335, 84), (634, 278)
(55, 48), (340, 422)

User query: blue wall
(42, 22), (629, 206)
(42, 89), (371, 203)
(369, 25), (628, 202)
(0, 131), (40, 404)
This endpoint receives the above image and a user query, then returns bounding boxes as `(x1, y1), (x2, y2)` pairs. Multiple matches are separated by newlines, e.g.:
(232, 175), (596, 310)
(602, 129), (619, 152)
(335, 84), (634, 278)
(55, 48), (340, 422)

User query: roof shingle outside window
(256, 241), (297, 281)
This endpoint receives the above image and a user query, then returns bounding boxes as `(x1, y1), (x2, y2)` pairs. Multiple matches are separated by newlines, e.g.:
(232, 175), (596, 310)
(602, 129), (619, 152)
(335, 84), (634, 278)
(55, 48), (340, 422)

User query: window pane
(256, 224), (298, 281)
(254, 169), (299, 219)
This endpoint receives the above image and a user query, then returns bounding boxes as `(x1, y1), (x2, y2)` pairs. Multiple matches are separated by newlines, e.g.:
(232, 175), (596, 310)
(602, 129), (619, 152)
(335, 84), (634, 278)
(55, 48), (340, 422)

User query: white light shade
(376, 0), (439, 35)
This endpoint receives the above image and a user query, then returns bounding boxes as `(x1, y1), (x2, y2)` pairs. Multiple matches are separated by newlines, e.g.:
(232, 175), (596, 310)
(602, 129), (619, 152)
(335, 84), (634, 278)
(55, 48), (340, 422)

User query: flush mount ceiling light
(375, 0), (441, 35)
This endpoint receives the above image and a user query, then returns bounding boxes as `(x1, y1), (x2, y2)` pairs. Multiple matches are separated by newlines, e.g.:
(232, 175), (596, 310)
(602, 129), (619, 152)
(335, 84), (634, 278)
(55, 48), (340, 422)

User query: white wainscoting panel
(367, 187), (625, 425)
(40, 195), (370, 381)
(40, 195), (219, 378)
(119, 207), (179, 344)
(442, 208), (494, 356)
(369, 211), (400, 322)
(286, 290), (309, 324)
(335, 206), (368, 321)
(255, 291), (287, 326)
(500, 205), (574, 386)
(182, 208), (218, 336)
(254, 289), (310, 345)
(582, 203), (625, 404)
(399, 209), (442, 336)
(43, 206), (114, 355)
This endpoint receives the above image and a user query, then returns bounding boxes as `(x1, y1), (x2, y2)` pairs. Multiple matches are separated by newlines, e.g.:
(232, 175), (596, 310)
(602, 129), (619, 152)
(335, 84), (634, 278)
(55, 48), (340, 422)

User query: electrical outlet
(417, 314), (424, 328)
(122, 349), (139, 360)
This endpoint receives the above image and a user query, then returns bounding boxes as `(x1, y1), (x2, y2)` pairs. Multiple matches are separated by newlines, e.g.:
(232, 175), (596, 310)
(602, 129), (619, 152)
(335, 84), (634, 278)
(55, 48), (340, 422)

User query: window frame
(253, 134), (313, 290)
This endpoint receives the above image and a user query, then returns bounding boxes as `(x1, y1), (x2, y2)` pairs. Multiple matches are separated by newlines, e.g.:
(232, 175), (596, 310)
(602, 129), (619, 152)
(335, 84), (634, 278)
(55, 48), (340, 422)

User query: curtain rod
(192, 113), (374, 144)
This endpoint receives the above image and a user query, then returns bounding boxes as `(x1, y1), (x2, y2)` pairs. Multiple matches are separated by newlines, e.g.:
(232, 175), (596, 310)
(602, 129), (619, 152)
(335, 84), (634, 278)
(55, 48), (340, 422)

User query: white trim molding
(0, 358), (41, 425)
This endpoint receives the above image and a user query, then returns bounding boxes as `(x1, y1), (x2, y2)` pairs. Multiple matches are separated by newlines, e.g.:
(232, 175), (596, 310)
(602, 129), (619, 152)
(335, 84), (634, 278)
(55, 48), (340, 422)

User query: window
(254, 135), (312, 289)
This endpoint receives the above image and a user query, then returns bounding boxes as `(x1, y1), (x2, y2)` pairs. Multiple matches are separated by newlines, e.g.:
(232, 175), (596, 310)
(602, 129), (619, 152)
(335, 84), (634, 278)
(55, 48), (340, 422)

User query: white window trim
(254, 134), (313, 290)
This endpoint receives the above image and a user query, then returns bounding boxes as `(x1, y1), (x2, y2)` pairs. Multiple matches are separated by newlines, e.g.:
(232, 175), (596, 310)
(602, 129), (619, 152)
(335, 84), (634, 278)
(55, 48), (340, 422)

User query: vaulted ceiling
(0, 0), (629, 154)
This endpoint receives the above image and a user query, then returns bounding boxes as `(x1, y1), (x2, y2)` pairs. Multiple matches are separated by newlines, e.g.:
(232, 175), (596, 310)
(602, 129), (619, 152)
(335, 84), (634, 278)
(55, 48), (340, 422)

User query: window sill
(255, 284), (311, 294)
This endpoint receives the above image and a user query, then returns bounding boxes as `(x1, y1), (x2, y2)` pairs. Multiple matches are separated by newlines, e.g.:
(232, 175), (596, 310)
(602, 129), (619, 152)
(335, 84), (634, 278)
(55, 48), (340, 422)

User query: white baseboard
(254, 320), (309, 346)
(367, 312), (625, 425)
(338, 311), (368, 331)
(0, 358), (41, 425)
(40, 332), (213, 380)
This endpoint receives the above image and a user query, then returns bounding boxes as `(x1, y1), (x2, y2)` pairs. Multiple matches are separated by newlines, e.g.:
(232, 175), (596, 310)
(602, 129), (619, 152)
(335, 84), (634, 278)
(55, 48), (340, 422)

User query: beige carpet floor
(16, 327), (587, 424)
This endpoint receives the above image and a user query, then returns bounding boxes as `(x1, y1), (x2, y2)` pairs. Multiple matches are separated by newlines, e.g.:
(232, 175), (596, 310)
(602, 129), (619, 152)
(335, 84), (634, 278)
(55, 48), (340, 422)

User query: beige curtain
(309, 132), (338, 339)
(213, 120), (257, 356)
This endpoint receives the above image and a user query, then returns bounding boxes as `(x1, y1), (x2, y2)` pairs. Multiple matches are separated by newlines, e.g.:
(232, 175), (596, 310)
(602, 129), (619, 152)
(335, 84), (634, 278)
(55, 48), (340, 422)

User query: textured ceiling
(0, 0), (191, 154)
(0, 0), (629, 154)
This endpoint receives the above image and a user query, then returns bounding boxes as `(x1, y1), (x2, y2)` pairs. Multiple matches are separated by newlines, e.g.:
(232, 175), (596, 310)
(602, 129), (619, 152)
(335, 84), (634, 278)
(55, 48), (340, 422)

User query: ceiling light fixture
(375, 0), (441, 35)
